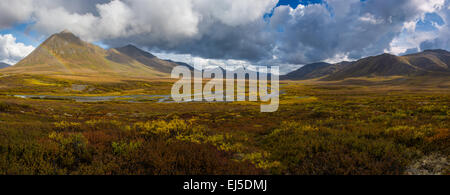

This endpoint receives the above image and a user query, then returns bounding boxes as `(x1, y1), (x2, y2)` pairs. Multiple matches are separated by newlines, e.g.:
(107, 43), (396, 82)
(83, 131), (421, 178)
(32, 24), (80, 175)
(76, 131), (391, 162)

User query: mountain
(164, 59), (195, 71)
(282, 62), (349, 80)
(284, 49), (450, 81)
(324, 53), (419, 80)
(0, 30), (177, 78)
(326, 50), (450, 80)
(0, 62), (10, 69)
(114, 45), (183, 74)
(403, 49), (450, 72)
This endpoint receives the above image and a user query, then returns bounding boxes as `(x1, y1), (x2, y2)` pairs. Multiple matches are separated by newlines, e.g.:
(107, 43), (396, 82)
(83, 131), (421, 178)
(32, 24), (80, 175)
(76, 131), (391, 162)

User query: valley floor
(0, 74), (449, 175)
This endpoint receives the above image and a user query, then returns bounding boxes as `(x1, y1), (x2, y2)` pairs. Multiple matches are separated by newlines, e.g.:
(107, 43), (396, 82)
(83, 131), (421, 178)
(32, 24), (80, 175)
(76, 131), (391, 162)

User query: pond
(12, 93), (225, 103)
(13, 94), (172, 103)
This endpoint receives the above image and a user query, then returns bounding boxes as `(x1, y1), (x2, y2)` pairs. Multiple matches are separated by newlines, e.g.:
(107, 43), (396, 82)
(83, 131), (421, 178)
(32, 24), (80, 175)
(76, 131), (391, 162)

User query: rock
(71, 84), (88, 91)
(404, 153), (449, 175)
(63, 113), (73, 117)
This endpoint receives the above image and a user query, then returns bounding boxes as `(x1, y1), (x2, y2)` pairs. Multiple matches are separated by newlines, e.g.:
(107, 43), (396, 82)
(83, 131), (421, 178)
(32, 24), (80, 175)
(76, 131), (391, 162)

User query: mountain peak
(4, 31), (170, 78)
(282, 62), (345, 80)
(55, 29), (79, 38)
(423, 49), (449, 54)
(44, 30), (84, 47)
(113, 44), (184, 73)
(378, 53), (397, 58)
(123, 44), (139, 49)
(116, 44), (155, 58)
(60, 29), (72, 34)
(119, 44), (145, 52)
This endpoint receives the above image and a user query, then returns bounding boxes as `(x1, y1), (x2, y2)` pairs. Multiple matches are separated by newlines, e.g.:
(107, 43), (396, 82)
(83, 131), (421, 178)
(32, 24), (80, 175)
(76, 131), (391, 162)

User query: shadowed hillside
(0, 62), (10, 69)
(404, 49), (450, 72)
(283, 50), (450, 81)
(114, 45), (182, 74)
(325, 50), (450, 81)
(282, 62), (350, 80)
(324, 53), (419, 80)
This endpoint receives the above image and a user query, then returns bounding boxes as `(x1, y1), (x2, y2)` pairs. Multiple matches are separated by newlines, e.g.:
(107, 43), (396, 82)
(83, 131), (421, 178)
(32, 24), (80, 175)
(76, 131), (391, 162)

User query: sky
(0, 0), (449, 74)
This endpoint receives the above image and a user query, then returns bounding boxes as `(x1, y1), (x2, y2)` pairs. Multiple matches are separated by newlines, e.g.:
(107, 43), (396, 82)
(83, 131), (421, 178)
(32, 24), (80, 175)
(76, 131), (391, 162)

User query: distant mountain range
(282, 62), (349, 80)
(0, 30), (183, 78)
(0, 62), (10, 69)
(283, 49), (450, 80)
(1, 30), (449, 81)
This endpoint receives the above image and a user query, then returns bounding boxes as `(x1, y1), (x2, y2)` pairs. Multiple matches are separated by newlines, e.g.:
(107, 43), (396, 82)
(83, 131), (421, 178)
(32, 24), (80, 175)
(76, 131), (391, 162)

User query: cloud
(0, 34), (35, 64)
(100, 0), (277, 61)
(193, 0), (277, 26)
(386, 0), (449, 54)
(30, 0), (276, 42)
(269, 0), (448, 64)
(0, 0), (449, 67)
(0, 0), (277, 64)
(153, 52), (299, 75)
(358, 13), (384, 25)
(0, 0), (34, 28)
(416, 0), (450, 50)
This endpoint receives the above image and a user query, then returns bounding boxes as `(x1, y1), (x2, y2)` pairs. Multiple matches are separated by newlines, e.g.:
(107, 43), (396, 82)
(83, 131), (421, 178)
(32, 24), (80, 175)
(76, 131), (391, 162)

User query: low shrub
(263, 121), (413, 175)
(385, 125), (437, 146)
(54, 121), (82, 132)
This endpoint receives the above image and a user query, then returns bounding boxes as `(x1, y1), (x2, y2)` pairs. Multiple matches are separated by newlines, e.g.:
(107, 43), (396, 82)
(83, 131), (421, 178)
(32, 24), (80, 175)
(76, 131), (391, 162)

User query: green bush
(0, 102), (11, 112)
(385, 125), (437, 146)
(48, 132), (92, 170)
(53, 121), (82, 132)
(112, 141), (142, 156)
(134, 119), (192, 138)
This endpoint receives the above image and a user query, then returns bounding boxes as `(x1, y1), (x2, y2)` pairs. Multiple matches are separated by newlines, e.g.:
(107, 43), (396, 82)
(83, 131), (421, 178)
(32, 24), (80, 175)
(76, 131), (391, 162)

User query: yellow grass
(25, 79), (60, 86)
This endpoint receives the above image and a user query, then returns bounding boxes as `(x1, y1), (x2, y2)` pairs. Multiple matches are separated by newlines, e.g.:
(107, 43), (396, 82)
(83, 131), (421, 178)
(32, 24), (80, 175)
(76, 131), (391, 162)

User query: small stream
(13, 94), (173, 103)
(12, 90), (285, 103)
(12, 93), (225, 103)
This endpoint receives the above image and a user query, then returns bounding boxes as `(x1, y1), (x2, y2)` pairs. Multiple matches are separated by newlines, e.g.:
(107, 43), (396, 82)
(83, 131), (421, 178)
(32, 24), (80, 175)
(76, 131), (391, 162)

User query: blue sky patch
(0, 23), (41, 47)
(416, 13), (445, 32)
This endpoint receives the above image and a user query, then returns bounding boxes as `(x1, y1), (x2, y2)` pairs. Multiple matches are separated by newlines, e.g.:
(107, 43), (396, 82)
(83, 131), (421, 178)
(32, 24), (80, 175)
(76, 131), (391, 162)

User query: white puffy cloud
(387, 0), (449, 54)
(153, 52), (298, 75)
(98, 0), (276, 61)
(0, 34), (35, 64)
(32, 7), (98, 41)
(0, 0), (34, 28)
(417, 0), (450, 50)
(30, 0), (276, 43)
(359, 13), (384, 25)
(414, 0), (445, 13)
(122, 0), (200, 40)
(0, 0), (277, 64)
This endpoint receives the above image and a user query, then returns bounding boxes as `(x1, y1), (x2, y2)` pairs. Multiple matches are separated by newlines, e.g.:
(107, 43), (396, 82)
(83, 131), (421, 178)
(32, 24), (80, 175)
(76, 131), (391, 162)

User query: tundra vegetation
(0, 74), (448, 175)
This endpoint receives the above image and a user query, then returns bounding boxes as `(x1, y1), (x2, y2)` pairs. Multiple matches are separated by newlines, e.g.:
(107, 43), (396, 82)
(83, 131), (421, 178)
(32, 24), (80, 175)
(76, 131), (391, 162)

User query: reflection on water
(12, 94), (224, 103)
(13, 94), (172, 103)
(12, 90), (282, 103)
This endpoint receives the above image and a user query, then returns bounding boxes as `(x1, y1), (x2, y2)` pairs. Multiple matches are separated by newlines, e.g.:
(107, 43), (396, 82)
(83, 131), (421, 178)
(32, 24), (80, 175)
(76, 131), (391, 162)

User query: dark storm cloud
(268, 0), (446, 64)
(103, 19), (275, 62)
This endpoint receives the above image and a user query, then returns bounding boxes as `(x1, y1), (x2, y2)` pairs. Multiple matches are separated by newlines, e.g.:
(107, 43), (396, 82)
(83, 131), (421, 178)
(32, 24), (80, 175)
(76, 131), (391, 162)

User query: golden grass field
(0, 73), (448, 175)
